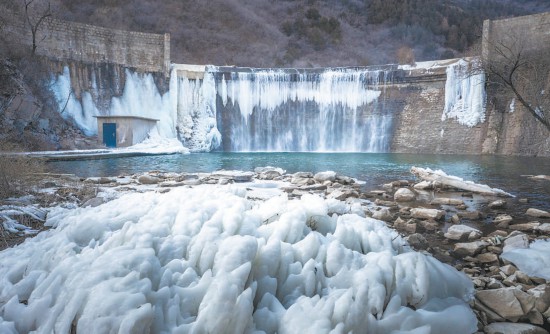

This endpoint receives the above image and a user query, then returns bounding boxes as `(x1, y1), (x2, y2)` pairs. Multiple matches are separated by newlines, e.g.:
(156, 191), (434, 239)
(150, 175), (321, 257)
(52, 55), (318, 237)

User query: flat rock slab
(476, 287), (536, 322)
(454, 240), (489, 256)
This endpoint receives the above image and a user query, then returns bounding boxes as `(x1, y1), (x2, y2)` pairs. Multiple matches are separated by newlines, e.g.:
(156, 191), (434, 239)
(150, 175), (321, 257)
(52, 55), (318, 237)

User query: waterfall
(214, 67), (394, 152)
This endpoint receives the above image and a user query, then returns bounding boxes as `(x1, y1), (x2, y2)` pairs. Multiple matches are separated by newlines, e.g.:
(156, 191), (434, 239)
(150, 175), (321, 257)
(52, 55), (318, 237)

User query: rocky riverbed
(1, 167), (549, 334)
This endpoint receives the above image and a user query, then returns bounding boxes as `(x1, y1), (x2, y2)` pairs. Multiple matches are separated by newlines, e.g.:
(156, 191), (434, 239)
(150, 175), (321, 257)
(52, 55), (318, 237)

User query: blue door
(103, 123), (116, 148)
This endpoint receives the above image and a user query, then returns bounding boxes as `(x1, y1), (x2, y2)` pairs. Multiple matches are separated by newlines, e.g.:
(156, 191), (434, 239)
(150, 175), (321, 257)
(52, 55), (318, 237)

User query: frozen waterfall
(214, 67), (394, 152)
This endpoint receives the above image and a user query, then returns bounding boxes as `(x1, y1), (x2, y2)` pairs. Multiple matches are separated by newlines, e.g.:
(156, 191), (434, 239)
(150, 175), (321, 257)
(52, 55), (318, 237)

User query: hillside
(51, 0), (550, 67)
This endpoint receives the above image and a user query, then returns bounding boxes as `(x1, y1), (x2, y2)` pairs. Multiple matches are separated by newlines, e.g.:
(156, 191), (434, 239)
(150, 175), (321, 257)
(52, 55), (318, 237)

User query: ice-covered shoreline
(0, 168), (479, 333)
(1, 167), (549, 333)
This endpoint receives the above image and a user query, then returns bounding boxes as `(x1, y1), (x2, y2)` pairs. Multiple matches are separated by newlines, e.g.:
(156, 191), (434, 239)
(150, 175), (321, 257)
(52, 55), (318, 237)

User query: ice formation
(51, 67), (177, 140)
(442, 59), (487, 127)
(0, 185), (477, 333)
(501, 239), (550, 279)
(215, 67), (391, 152)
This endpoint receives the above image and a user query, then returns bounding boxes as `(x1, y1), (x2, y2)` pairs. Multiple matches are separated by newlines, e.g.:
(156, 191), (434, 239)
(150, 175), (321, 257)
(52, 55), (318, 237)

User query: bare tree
(23, 0), (51, 55)
(483, 30), (550, 131)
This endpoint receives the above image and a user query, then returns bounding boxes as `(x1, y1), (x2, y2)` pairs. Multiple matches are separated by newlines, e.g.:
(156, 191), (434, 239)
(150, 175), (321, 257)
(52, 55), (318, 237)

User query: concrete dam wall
(29, 13), (550, 156)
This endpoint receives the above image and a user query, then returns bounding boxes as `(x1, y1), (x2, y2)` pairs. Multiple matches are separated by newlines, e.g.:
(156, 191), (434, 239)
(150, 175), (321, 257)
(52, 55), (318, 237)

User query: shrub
(0, 142), (45, 199)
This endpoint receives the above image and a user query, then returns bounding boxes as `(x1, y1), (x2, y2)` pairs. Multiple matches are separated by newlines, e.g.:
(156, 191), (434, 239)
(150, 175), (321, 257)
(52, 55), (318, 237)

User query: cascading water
(214, 67), (394, 152)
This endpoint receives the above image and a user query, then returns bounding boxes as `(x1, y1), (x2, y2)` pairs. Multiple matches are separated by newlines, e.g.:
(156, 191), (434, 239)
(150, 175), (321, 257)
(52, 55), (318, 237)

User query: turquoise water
(47, 152), (550, 208)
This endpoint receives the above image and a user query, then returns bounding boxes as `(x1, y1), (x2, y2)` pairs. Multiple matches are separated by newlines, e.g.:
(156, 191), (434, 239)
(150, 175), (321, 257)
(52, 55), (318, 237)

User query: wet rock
(394, 188), (416, 202)
(335, 175), (354, 185)
(454, 240), (489, 257)
(494, 214), (514, 228)
(444, 225), (482, 241)
(484, 323), (548, 334)
(138, 175), (161, 185)
(488, 199), (508, 209)
(372, 208), (392, 222)
(410, 208), (445, 220)
(406, 233), (428, 250)
(526, 208), (550, 218)
(458, 210), (482, 220)
(314, 171), (337, 183)
(503, 233), (529, 252)
(475, 287), (537, 322)
(430, 197), (465, 206)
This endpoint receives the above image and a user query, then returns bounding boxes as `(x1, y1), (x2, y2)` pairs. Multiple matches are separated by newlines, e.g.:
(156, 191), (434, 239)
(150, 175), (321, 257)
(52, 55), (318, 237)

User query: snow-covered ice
(0, 182), (477, 333)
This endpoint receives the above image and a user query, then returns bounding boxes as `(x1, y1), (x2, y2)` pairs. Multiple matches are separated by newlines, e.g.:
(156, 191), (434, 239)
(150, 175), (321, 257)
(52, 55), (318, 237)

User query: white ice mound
(501, 239), (550, 280)
(0, 186), (477, 333)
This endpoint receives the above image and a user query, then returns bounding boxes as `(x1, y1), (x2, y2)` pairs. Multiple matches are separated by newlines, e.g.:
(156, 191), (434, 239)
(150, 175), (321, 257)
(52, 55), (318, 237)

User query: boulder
(526, 208), (550, 218)
(453, 240), (489, 257)
(314, 171), (337, 183)
(291, 177), (314, 186)
(484, 323), (548, 334)
(475, 288), (536, 322)
(410, 208), (445, 220)
(500, 264), (518, 276)
(393, 188), (416, 202)
(444, 225), (482, 241)
(536, 223), (550, 233)
(413, 180), (433, 190)
(476, 252), (499, 264)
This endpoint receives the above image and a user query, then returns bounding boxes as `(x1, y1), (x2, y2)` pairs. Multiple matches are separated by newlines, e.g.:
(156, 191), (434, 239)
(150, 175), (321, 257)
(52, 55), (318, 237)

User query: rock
(454, 240), (489, 257)
(417, 220), (439, 232)
(500, 264), (518, 276)
(503, 233), (529, 252)
(488, 199), (508, 209)
(335, 175), (354, 185)
(457, 210), (482, 220)
(176, 174), (199, 181)
(519, 198), (529, 203)
(254, 166), (284, 174)
(494, 214), (514, 228)
(451, 214), (460, 223)
(302, 184), (327, 191)
(43, 181), (58, 188)
(475, 288), (536, 322)
(410, 208), (445, 220)
(526, 208), (550, 218)
(406, 233), (428, 249)
(314, 171), (337, 183)
(372, 208), (392, 222)
(528, 285), (550, 313)
(510, 222), (541, 232)
(486, 278), (505, 289)
(535, 223), (550, 233)
(291, 177), (314, 186)
(258, 170), (282, 180)
(82, 197), (105, 208)
(138, 175), (161, 184)
(484, 323), (548, 334)
(393, 188), (416, 202)
(293, 172), (313, 178)
(489, 230), (508, 238)
(218, 178), (231, 185)
(516, 271), (532, 285)
(430, 197), (465, 205)
(183, 179), (202, 186)
(394, 218), (417, 233)
(444, 225), (482, 241)
(477, 252), (499, 264)
(327, 189), (357, 201)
